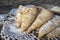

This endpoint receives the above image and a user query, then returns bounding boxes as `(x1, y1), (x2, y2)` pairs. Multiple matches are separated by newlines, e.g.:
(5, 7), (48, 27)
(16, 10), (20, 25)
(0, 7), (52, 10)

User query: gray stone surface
(0, 0), (60, 6)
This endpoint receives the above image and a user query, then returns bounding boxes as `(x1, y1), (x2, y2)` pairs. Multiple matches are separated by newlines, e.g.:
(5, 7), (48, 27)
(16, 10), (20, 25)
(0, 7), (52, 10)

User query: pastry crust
(19, 5), (38, 32)
(51, 6), (60, 14)
(38, 16), (60, 38)
(26, 8), (54, 34)
(16, 5), (22, 27)
(47, 27), (60, 38)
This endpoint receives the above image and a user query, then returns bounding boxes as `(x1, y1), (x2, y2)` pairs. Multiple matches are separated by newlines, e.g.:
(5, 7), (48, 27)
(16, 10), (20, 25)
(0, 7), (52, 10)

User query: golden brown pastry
(38, 15), (60, 38)
(16, 5), (22, 27)
(26, 8), (54, 34)
(51, 6), (60, 14)
(19, 5), (38, 32)
(47, 27), (60, 38)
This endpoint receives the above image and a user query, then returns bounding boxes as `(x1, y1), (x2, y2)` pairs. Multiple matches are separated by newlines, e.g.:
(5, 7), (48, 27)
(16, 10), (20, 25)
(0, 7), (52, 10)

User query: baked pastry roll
(47, 27), (60, 38)
(16, 5), (22, 27)
(51, 6), (60, 14)
(38, 15), (60, 38)
(19, 5), (38, 32)
(26, 8), (54, 34)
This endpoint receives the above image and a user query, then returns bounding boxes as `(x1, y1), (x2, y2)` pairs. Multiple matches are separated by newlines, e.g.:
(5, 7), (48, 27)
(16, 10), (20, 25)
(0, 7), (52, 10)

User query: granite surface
(0, 0), (60, 6)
